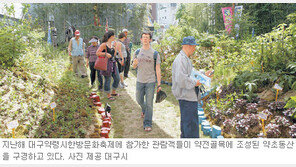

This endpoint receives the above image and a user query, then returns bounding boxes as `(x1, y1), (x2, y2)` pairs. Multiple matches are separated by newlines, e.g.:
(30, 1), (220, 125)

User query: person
(171, 36), (213, 138)
(122, 29), (131, 78)
(68, 30), (87, 78)
(132, 32), (161, 132)
(116, 32), (128, 88)
(86, 36), (103, 90)
(96, 31), (120, 100)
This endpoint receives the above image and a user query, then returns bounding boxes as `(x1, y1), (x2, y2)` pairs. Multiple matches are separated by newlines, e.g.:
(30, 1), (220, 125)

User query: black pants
(89, 62), (103, 89)
(124, 50), (131, 77)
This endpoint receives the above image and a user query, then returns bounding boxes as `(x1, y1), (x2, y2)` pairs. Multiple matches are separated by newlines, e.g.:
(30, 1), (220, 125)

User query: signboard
(7, 120), (19, 130)
(273, 84), (283, 91)
(259, 113), (267, 120)
(50, 102), (57, 109)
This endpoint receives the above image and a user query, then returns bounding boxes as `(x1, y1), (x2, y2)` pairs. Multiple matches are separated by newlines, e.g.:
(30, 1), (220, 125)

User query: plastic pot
(101, 127), (111, 133)
(93, 101), (102, 107)
(97, 107), (105, 114)
(90, 95), (100, 102)
(90, 92), (97, 96)
(100, 130), (109, 138)
(102, 121), (111, 128)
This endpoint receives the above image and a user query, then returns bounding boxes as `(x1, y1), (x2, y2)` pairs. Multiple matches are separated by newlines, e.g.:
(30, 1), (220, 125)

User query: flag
(94, 15), (97, 26)
(47, 23), (52, 44)
(105, 18), (108, 32)
(221, 7), (233, 34)
(234, 6), (243, 39)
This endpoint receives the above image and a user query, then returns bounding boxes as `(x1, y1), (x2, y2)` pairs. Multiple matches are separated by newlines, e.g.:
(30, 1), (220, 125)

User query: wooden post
(275, 89), (279, 102)
(12, 128), (15, 138)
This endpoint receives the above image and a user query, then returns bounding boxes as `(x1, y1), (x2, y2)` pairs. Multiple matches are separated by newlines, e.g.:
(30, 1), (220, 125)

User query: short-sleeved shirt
(134, 47), (160, 83)
(86, 45), (100, 62)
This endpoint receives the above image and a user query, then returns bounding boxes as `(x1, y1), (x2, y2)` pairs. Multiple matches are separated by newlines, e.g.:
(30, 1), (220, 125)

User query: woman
(96, 31), (120, 100)
(86, 36), (103, 90)
(116, 32), (127, 88)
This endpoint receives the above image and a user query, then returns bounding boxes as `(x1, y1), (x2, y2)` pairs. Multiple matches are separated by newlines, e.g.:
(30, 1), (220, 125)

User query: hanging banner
(105, 18), (108, 32)
(221, 7), (233, 34)
(47, 22), (52, 44)
(234, 5), (243, 38)
(94, 15), (97, 26)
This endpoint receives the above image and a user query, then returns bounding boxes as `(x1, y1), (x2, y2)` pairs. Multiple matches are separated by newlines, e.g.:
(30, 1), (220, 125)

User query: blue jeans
(178, 100), (199, 138)
(103, 65), (120, 93)
(136, 82), (156, 128)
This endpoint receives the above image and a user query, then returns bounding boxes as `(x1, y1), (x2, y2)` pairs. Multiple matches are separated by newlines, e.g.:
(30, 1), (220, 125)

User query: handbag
(155, 90), (167, 103)
(94, 47), (108, 71)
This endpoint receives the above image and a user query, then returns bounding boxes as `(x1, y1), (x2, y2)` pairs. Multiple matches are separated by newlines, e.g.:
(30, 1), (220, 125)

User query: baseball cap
(75, 30), (80, 36)
(122, 29), (128, 32)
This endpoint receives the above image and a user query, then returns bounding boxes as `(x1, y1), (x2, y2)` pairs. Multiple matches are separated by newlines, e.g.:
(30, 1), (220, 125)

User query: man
(172, 36), (212, 138)
(122, 29), (131, 78)
(132, 32), (161, 132)
(68, 30), (87, 78)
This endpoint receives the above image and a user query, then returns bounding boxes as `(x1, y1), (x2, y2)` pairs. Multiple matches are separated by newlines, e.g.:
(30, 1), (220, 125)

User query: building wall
(157, 3), (179, 29)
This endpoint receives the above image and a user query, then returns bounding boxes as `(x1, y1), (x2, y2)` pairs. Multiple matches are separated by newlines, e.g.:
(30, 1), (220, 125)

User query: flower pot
(90, 95), (100, 102)
(93, 101), (102, 107)
(90, 92), (97, 96)
(97, 107), (105, 114)
(102, 117), (111, 122)
(101, 112), (112, 119)
(101, 127), (111, 133)
(102, 121), (111, 128)
(100, 130), (109, 138)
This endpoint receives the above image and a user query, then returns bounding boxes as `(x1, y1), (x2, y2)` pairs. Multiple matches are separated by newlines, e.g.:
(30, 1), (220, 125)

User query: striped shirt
(86, 45), (100, 62)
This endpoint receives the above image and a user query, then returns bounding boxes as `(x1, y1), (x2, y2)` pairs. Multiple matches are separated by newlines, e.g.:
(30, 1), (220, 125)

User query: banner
(47, 22), (52, 44)
(221, 7), (233, 34)
(234, 5), (243, 38)
(105, 18), (108, 32)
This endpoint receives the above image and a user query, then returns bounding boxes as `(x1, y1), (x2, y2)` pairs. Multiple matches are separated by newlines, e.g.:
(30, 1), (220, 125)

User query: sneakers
(119, 82), (124, 88)
(122, 82), (128, 87)
(81, 75), (87, 78)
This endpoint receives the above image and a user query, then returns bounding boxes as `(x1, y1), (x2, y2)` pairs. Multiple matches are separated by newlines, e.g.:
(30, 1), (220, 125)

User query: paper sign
(190, 68), (212, 88)
(7, 120), (19, 130)
(273, 84), (283, 91)
(216, 86), (222, 92)
(50, 102), (56, 109)
(259, 113), (267, 120)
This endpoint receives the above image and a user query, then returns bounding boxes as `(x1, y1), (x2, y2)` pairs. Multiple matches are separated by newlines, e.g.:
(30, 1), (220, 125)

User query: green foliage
(285, 96), (296, 109)
(0, 4), (32, 67)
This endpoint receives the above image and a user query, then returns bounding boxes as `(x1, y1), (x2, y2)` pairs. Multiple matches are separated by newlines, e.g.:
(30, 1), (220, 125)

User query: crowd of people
(68, 29), (213, 137)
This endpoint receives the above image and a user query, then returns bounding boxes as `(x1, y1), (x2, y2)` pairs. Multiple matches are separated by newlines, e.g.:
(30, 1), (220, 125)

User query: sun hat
(122, 29), (128, 32)
(181, 36), (199, 46)
(89, 38), (98, 43)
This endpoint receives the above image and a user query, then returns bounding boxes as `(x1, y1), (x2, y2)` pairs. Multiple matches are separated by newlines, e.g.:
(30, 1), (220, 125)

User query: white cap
(122, 29), (128, 32)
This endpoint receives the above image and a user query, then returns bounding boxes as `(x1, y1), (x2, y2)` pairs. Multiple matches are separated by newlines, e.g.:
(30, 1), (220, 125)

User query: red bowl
(97, 108), (105, 114)
(102, 121), (111, 128)
(101, 127), (111, 133)
(93, 101), (102, 107)
(100, 130), (109, 138)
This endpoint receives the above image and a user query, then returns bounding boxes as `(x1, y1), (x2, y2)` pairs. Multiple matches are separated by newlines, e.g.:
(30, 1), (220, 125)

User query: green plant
(285, 96), (296, 109)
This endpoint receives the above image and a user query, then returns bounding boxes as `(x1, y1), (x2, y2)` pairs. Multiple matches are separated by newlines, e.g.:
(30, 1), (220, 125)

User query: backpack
(134, 48), (159, 80)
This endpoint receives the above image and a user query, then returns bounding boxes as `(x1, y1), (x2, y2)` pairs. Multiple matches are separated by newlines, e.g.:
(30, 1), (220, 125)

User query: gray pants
(72, 56), (87, 76)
